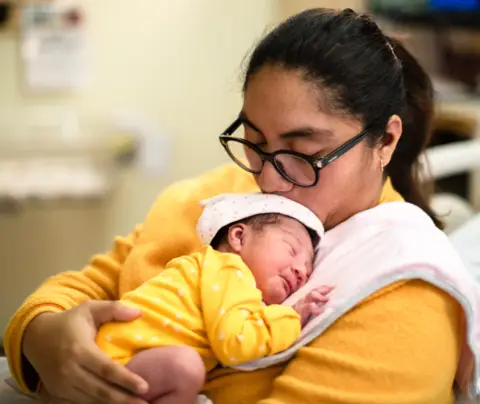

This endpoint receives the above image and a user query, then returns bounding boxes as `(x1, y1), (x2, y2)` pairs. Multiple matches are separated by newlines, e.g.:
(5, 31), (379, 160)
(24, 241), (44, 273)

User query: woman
(4, 8), (464, 404)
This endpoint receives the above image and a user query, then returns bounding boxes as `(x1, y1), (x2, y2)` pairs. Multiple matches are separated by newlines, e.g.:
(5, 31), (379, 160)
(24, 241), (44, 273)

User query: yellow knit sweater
(5, 163), (461, 404)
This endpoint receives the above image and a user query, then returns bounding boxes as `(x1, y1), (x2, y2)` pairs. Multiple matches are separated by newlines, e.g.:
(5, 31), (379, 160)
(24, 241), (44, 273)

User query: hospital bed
(427, 137), (480, 278)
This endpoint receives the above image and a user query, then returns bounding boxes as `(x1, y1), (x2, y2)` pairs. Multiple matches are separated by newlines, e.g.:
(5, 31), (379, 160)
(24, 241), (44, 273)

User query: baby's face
(234, 216), (315, 304)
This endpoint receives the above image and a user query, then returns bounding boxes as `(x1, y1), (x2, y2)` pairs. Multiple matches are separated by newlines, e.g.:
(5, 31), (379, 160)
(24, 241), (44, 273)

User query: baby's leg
(126, 345), (206, 404)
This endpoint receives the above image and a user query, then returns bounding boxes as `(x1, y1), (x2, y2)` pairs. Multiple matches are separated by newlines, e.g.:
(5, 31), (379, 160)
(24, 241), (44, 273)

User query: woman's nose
(256, 162), (293, 194)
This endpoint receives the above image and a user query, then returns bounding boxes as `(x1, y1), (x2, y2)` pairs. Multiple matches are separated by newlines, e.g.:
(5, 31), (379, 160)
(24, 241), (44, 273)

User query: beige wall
(0, 0), (280, 336)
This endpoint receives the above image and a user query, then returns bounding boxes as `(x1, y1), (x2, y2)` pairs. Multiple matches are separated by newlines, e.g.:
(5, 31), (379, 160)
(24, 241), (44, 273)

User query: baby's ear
(227, 223), (246, 253)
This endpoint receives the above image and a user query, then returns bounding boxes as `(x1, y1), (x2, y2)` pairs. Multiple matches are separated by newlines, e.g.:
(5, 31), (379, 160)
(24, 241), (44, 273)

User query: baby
(96, 193), (329, 404)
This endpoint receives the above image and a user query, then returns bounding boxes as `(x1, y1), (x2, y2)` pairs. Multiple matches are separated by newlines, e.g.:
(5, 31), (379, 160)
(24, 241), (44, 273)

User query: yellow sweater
(96, 246), (301, 369)
(5, 163), (462, 404)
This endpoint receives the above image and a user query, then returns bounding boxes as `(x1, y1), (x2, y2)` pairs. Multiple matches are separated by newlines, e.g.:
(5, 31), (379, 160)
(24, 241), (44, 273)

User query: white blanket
(231, 202), (479, 403)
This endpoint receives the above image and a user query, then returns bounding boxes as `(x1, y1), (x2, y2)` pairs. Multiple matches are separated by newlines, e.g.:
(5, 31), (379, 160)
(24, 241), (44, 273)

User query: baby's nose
(292, 266), (307, 287)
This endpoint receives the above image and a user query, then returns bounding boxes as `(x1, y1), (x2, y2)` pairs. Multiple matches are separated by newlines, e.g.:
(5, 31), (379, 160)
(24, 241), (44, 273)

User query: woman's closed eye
(254, 141), (268, 150)
(245, 135), (267, 149)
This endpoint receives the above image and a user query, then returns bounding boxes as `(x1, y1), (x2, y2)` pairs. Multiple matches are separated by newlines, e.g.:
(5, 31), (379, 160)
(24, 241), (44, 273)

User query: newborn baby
(96, 193), (329, 404)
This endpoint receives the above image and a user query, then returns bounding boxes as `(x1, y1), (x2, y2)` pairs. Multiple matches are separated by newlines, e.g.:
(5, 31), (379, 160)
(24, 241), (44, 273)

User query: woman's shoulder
(153, 163), (258, 209)
(356, 279), (462, 375)
(346, 279), (461, 348)
(310, 279), (462, 400)
(138, 163), (258, 244)
(363, 278), (460, 312)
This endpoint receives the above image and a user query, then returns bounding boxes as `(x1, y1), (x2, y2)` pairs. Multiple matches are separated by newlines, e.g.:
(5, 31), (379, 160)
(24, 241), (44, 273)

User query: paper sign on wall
(20, 1), (89, 92)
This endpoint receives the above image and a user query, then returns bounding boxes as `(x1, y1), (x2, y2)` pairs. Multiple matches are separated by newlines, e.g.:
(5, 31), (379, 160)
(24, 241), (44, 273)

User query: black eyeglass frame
(219, 117), (373, 188)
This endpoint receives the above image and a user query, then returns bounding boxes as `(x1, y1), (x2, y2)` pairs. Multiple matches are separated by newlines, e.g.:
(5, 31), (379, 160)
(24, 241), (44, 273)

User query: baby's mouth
(282, 276), (293, 295)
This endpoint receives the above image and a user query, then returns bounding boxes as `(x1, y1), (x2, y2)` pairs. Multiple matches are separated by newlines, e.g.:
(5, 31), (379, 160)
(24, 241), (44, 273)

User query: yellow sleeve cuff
(4, 302), (69, 393)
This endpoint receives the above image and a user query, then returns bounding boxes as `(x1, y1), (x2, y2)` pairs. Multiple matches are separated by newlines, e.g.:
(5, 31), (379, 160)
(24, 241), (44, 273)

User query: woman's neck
(323, 177), (402, 231)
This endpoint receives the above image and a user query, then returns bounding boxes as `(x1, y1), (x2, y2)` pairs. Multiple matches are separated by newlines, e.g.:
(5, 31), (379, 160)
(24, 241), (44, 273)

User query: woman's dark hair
(244, 8), (441, 228)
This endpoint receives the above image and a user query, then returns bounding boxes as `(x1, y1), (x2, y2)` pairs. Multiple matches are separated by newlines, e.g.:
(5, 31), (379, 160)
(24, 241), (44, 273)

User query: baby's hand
(293, 286), (333, 327)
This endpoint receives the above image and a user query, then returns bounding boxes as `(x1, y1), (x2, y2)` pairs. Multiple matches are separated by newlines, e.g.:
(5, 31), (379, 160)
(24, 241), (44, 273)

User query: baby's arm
(96, 252), (200, 364)
(201, 258), (302, 366)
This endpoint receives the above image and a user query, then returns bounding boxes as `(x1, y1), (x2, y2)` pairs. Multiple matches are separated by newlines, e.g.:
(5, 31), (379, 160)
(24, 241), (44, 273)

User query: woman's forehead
(242, 66), (361, 140)
(243, 67), (321, 120)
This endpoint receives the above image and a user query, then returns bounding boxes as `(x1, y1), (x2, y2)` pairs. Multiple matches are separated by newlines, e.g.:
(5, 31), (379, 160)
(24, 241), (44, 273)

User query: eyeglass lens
(225, 137), (317, 186)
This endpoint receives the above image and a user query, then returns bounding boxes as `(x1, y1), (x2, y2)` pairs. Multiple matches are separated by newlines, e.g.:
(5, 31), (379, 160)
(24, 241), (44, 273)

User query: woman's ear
(379, 115), (402, 167)
(227, 224), (246, 253)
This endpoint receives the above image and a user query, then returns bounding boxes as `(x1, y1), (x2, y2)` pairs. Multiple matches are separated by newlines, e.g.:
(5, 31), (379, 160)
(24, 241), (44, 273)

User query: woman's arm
(4, 227), (142, 391)
(4, 163), (257, 400)
(259, 280), (462, 404)
(3, 181), (197, 393)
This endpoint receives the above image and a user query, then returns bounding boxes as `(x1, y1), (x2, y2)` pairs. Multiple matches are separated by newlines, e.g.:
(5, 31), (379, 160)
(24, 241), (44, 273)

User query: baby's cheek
(263, 278), (287, 305)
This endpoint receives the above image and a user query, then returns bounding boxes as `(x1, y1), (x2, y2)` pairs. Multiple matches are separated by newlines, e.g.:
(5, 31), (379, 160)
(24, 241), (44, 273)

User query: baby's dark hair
(210, 213), (320, 250)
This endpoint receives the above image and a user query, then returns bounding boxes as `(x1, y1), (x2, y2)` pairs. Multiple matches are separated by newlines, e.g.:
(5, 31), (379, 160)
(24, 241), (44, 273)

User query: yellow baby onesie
(96, 245), (301, 370)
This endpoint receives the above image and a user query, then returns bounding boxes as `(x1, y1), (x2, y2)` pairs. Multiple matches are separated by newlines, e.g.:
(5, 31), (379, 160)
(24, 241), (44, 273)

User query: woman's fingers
(38, 383), (77, 404)
(73, 386), (110, 404)
(73, 364), (148, 404)
(37, 384), (53, 403)
(62, 389), (96, 404)
(79, 345), (149, 397)
(73, 301), (148, 400)
(85, 300), (143, 329)
(23, 302), (144, 404)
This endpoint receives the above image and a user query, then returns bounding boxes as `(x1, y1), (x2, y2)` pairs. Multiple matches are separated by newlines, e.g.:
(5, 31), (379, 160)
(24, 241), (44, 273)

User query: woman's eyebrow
(239, 111), (335, 141)
(280, 127), (335, 141)
(239, 111), (263, 134)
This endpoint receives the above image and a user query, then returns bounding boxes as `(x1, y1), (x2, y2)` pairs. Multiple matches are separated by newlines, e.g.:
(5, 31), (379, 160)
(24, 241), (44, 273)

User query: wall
(0, 0), (282, 233)
(0, 0), (280, 335)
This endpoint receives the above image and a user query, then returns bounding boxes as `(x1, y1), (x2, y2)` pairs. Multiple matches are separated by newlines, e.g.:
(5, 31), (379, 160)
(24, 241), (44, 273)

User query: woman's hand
(23, 301), (150, 404)
(293, 286), (333, 327)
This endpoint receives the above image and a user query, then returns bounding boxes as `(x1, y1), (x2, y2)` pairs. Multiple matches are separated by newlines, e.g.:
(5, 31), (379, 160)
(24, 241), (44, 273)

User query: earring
(380, 157), (385, 172)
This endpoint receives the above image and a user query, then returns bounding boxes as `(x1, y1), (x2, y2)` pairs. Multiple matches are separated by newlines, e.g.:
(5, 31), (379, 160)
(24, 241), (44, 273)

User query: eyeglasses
(219, 117), (372, 187)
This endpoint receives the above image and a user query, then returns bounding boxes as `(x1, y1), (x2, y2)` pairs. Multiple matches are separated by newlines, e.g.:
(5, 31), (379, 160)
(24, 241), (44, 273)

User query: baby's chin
(262, 288), (288, 305)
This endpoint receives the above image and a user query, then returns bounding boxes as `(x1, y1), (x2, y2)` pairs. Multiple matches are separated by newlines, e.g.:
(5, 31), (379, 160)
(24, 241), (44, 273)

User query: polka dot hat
(197, 193), (324, 246)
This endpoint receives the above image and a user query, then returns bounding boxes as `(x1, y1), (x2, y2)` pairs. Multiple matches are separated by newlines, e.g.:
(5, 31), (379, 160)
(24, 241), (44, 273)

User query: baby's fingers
(306, 302), (324, 318)
(315, 285), (334, 295)
(311, 305), (326, 316)
(307, 291), (330, 304)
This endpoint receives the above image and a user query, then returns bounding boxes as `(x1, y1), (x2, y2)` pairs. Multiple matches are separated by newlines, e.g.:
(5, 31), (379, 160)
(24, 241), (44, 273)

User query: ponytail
(387, 38), (443, 229)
